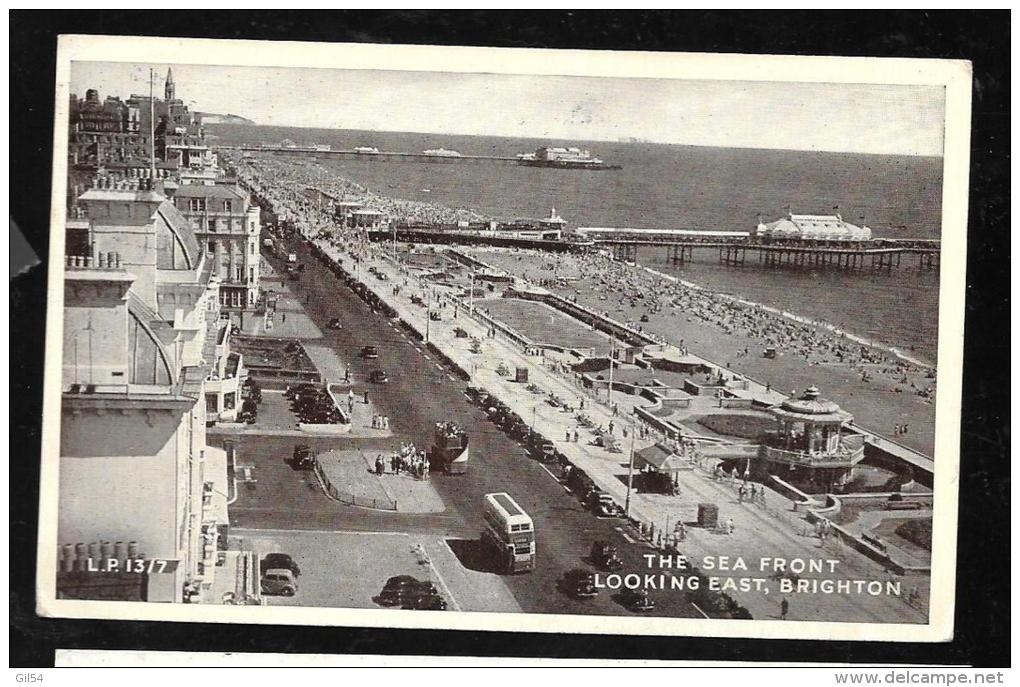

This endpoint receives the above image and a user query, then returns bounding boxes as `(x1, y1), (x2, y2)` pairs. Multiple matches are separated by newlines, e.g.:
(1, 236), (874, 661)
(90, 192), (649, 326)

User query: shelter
(635, 443), (687, 473)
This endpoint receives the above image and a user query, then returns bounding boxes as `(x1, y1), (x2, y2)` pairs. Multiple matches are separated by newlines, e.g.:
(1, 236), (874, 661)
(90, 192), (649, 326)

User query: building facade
(57, 177), (258, 604)
(171, 182), (262, 311)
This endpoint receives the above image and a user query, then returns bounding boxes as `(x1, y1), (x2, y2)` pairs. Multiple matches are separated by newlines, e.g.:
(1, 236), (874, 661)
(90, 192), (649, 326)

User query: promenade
(317, 238), (929, 624)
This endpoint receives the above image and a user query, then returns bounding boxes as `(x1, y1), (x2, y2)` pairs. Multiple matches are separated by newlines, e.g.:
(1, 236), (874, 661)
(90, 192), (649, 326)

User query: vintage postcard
(37, 35), (970, 643)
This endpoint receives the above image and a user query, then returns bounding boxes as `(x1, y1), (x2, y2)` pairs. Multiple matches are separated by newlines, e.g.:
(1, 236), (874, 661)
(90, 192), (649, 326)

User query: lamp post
(469, 268), (476, 314)
(607, 334), (616, 410)
(425, 288), (432, 343)
(624, 426), (636, 517)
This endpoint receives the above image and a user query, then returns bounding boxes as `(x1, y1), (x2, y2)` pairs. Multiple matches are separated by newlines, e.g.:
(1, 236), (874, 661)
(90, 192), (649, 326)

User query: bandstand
(758, 386), (865, 491)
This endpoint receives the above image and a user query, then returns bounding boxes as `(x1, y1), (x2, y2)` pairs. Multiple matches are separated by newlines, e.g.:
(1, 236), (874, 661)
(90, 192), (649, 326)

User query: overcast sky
(71, 61), (945, 156)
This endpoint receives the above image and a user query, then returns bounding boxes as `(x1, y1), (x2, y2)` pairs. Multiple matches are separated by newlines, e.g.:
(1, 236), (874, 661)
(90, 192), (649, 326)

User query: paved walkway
(320, 240), (929, 624)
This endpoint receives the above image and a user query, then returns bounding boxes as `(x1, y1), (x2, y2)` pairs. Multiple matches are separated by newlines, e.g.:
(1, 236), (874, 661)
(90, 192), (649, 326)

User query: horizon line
(204, 121), (945, 159)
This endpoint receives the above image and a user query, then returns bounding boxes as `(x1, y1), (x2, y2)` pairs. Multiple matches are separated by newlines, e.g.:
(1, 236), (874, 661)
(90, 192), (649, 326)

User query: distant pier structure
(580, 211), (939, 272)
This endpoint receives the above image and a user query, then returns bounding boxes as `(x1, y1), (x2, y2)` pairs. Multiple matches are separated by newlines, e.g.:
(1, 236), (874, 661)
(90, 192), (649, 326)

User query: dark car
(360, 345), (379, 359)
(369, 369), (389, 384)
(591, 541), (624, 571)
(376, 576), (439, 607)
(327, 318), (343, 330)
(619, 588), (656, 612)
(261, 553), (301, 578)
(563, 569), (599, 599)
(401, 594), (448, 611)
(289, 444), (313, 470)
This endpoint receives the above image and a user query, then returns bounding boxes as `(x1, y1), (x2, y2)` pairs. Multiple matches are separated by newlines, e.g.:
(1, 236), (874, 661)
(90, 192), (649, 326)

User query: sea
(208, 125), (944, 364)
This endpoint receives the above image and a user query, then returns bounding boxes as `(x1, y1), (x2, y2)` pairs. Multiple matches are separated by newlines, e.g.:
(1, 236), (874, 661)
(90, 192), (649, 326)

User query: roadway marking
(690, 602), (711, 619)
(537, 463), (572, 493)
(419, 542), (462, 613)
(614, 526), (636, 544)
(231, 527), (411, 537)
(434, 363), (444, 371)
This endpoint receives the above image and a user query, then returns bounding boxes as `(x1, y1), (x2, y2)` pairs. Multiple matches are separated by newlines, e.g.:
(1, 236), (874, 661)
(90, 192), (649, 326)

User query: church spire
(165, 67), (175, 101)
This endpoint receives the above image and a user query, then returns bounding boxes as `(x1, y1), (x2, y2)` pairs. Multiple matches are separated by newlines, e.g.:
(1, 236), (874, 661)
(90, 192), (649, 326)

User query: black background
(10, 10), (1010, 668)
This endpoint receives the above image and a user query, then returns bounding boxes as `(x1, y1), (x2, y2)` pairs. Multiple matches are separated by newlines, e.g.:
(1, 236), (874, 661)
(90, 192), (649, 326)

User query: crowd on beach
(500, 249), (937, 403)
(226, 152), (490, 229)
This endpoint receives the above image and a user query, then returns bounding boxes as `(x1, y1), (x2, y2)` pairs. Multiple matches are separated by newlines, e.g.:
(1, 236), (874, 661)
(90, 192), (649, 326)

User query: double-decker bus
(482, 492), (535, 573)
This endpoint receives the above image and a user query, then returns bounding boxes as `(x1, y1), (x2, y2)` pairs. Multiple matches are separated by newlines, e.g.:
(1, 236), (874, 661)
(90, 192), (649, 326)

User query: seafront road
(216, 244), (702, 619)
(323, 238), (928, 624)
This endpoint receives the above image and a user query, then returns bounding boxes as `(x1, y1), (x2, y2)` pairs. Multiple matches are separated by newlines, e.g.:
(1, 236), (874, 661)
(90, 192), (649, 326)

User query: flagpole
(149, 68), (156, 178)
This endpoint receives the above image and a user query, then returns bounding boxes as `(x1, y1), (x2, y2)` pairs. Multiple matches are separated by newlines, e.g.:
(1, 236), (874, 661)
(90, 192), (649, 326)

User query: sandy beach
(467, 247), (937, 457)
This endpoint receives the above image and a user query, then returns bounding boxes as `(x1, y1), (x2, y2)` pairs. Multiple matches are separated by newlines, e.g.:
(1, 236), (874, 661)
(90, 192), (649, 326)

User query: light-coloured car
(261, 568), (297, 596)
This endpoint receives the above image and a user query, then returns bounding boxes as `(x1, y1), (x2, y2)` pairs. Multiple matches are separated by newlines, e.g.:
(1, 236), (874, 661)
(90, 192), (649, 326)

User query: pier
(609, 239), (939, 271)
(217, 144), (620, 169)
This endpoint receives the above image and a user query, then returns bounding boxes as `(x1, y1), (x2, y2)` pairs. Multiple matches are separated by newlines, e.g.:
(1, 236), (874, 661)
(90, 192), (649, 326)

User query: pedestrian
(383, 416), (389, 430)
(608, 420), (615, 435)
(281, 313), (287, 323)
(738, 485), (746, 503)
(780, 597), (789, 620)
(375, 455), (384, 476)
(574, 429), (580, 443)
(726, 517), (735, 534)
(364, 390), (369, 404)
(566, 429), (571, 442)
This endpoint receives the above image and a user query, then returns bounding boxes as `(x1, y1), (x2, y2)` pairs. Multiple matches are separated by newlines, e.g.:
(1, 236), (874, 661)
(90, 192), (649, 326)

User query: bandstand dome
(771, 386), (852, 424)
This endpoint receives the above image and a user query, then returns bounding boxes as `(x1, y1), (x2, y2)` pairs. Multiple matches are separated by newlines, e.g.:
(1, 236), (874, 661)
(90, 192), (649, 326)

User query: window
(249, 267), (255, 283)
(205, 394), (218, 414)
(224, 392), (236, 410)
(235, 265), (243, 282)
(223, 200), (232, 213)
(207, 241), (216, 254)
(188, 198), (206, 212)
(250, 243), (255, 255)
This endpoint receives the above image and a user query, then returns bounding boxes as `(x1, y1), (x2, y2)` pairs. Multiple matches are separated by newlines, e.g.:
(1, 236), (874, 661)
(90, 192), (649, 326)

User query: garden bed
(694, 413), (777, 439)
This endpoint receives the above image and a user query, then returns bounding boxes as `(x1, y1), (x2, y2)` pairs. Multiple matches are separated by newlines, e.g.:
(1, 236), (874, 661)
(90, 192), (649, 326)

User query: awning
(635, 443), (686, 473)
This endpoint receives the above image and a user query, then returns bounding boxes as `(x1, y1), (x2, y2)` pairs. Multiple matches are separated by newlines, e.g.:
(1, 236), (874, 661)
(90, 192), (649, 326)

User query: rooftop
(173, 184), (247, 201)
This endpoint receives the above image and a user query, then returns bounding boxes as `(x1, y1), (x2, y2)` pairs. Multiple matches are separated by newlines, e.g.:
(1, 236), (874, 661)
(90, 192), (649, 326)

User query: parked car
(593, 493), (625, 518)
(327, 318), (343, 330)
(360, 345), (379, 359)
(429, 311), (442, 321)
(370, 369), (389, 384)
(401, 594), (448, 611)
(261, 569), (297, 596)
(238, 398), (258, 425)
(289, 444), (313, 470)
(563, 569), (599, 599)
(261, 553), (301, 577)
(376, 576), (439, 606)
(619, 588), (655, 612)
(590, 541), (624, 571)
